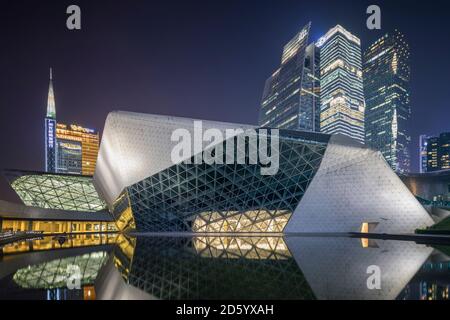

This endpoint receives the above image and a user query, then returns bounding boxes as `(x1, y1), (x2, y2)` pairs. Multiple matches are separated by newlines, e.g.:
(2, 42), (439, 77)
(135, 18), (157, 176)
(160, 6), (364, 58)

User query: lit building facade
(45, 69), (57, 173)
(420, 135), (430, 173)
(55, 123), (99, 176)
(363, 30), (411, 173)
(4, 170), (106, 212)
(259, 23), (321, 132)
(93, 111), (433, 234)
(317, 25), (365, 143)
(43, 69), (100, 176)
(420, 133), (450, 173)
(0, 170), (115, 235)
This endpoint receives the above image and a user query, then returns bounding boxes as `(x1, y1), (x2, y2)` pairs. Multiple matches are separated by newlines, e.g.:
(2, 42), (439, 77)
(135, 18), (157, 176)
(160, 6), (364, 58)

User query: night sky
(1, 0), (449, 202)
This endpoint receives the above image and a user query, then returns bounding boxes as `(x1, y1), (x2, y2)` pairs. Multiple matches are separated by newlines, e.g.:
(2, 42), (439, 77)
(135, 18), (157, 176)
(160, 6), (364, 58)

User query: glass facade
(7, 171), (106, 212)
(56, 138), (83, 174)
(125, 130), (329, 232)
(259, 23), (321, 132)
(318, 25), (365, 143)
(55, 123), (100, 176)
(421, 133), (450, 172)
(363, 30), (411, 173)
(111, 192), (136, 231)
(43, 70), (99, 176)
(45, 69), (57, 172)
(420, 135), (430, 173)
(1, 219), (117, 234)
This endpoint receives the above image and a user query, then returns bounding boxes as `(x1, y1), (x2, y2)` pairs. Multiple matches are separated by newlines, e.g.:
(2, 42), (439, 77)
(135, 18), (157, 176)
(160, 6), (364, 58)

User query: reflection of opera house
(0, 235), (439, 300)
(0, 111), (435, 234)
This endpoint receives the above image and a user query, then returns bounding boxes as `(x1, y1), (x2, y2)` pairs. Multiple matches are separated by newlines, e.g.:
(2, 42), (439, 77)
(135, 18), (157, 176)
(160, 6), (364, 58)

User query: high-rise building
(317, 25), (365, 143)
(55, 123), (99, 176)
(421, 133), (450, 173)
(43, 69), (100, 176)
(419, 135), (430, 173)
(44, 68), (57, 173)
(259, 23), (321, 131)
(439, 133), (450, 171)
(363, 30), (411, 173)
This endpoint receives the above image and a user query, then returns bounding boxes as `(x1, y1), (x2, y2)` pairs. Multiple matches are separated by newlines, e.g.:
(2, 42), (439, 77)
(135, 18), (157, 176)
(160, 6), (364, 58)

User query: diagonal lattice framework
(124, 236), (315, 300)
(193, 236), (291, 260)
(9, 172), (106, 212)
(127, 130), (328, 232)
(13, 251), (109, 289)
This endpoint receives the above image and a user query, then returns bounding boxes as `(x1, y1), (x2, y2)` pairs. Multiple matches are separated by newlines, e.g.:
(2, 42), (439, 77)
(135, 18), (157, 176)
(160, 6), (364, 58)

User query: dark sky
(1, 0), (450, 202)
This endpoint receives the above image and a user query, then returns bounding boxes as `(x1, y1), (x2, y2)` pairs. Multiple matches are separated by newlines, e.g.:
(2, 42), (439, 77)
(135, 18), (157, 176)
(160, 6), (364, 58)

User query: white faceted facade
(94, 111), (433, 234)
(94, 111), (253, 206)
(284, 135), (434, 234)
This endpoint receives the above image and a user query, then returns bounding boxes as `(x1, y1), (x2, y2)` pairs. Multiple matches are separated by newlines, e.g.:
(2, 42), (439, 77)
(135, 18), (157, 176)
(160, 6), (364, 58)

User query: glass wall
(1, 219), (117, 234)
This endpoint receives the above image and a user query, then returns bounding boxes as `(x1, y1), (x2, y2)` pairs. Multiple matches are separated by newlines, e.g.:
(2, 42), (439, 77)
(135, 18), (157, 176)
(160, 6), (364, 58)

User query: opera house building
(0, 111), (435, 235)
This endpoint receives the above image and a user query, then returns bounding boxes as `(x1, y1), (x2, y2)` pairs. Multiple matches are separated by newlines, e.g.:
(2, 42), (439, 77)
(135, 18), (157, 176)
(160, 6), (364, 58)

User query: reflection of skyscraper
(259, 23), (320, 132)
(43, 69), (100, 176)
(318, 25), (365, 143)
(363, 31), (411, 173)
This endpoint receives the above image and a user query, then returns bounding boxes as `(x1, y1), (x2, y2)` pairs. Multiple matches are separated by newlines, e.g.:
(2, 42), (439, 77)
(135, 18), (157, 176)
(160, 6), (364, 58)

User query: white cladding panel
(285, 135), (434, 234)
(94, 111), (254, 206)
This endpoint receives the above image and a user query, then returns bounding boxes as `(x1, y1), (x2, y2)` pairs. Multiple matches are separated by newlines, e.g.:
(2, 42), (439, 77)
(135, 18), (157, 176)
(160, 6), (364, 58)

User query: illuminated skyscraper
(363, 30), (411, 173)
(317, 25), (365, 143)
(55, 123), (99, 176)
(420, 132), (450, 173)
(419, 135), (430, 173)
(43, 69), (99, 176)
(44, 68), (57, 172)
(259, 23), (321, 131)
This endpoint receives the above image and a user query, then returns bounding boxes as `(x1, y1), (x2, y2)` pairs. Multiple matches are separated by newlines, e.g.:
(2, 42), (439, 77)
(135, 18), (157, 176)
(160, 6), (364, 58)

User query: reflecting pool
(0, 234), (449, 300)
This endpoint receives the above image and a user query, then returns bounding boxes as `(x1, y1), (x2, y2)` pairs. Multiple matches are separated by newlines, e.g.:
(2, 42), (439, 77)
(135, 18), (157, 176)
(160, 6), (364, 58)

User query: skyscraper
(363, 30), (411, 173)
(55, 123), (99, 176)
(419, 135), (430, 173)
(44, 68), (57, 172)
(259, 23), (320, 131)
(317, 25), (365, 143)
(43, 69), (100, 176)
(420, 133), (450, 173)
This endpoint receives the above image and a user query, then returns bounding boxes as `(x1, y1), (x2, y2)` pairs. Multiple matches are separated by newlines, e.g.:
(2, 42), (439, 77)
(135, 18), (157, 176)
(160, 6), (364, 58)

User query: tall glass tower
(363, 30), (411, 173)
(420, 132), (450, 173)
(259, 23), (320, 132)
(45, 68), (57, 173)
(317, 25), (365, 143)
(43, 69), (100, 175)
(419, 135), (430, 173)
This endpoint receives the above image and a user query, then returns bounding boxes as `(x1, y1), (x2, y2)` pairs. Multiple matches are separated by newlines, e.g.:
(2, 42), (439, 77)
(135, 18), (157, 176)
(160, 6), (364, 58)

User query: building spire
(46, 67), (56, 119)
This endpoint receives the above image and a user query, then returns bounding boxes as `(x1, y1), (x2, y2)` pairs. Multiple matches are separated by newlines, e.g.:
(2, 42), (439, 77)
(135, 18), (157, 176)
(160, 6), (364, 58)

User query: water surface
(0, 234), (449, 300)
